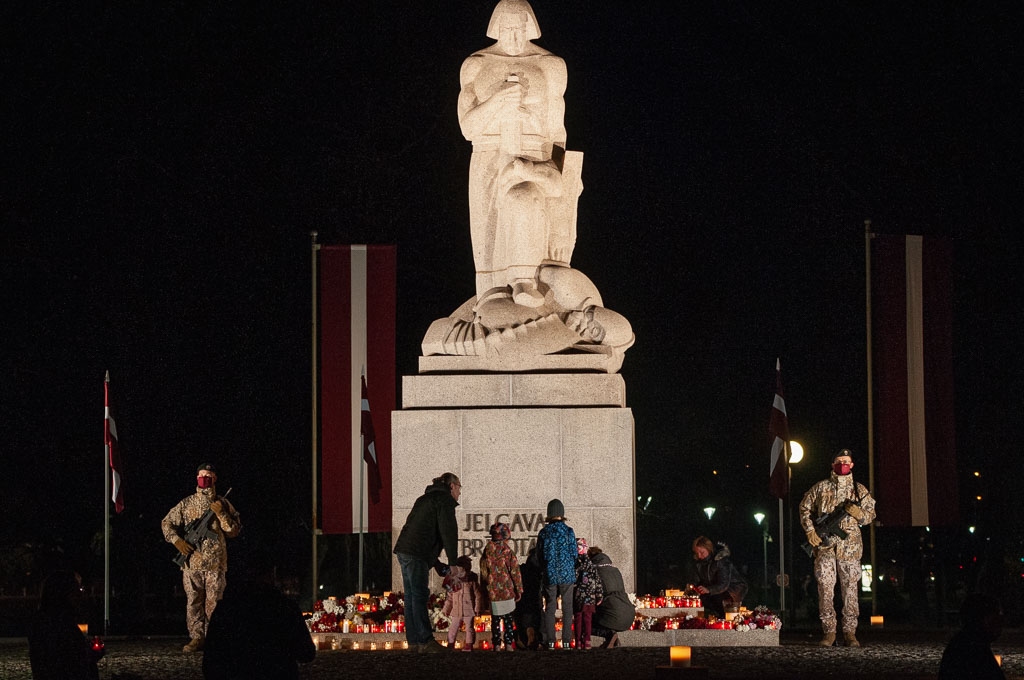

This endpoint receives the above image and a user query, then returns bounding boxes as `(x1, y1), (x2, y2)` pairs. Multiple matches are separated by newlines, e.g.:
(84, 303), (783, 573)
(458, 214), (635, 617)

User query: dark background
(4, 1), (1022, 630)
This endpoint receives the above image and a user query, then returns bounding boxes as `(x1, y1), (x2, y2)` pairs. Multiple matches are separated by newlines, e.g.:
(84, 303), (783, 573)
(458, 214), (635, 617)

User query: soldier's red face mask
(197, 475), (214, 488)
(832, 463), (852, 476)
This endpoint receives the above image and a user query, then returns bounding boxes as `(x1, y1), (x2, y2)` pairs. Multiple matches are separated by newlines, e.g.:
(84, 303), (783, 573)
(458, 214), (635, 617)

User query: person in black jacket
(589, 548), (636, 648)
(28, 570), (104, 680)
(691, 536), (748, 619)
(393, 472), (465, 653)
(938, 593), (1006, 680)
(202, 554), (315, 680)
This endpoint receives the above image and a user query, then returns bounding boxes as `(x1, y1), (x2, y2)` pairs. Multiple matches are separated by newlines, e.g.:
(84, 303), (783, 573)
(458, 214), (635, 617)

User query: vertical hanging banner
(872, 233), (957, 527)
(319, 245), (396, 534)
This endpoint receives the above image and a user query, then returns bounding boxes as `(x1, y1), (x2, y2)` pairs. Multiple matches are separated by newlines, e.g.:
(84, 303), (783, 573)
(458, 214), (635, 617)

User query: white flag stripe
(905, 235), (930, 526)
(350, 246), (369, 534)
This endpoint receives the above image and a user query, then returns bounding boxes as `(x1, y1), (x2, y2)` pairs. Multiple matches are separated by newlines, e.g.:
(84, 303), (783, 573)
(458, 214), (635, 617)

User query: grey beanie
(546, 498), (566, 521)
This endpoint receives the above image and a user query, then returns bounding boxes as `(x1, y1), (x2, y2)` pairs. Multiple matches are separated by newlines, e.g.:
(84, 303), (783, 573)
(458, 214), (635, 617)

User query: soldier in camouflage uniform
(162, 463), (241, 653)
(799, 449), (876, 648)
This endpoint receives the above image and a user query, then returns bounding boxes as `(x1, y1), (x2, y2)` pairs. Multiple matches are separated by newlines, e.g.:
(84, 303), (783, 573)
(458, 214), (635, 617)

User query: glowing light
(670, 646), (692, 667)
(703, 507), (716, 520)
(788, 441), (804, 464)
(754, 512), (765, 525)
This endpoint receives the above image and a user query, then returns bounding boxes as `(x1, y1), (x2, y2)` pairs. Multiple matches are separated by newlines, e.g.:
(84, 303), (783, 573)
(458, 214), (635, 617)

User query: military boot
(818, 632), (836, 647)
(844, 632), (861, 647)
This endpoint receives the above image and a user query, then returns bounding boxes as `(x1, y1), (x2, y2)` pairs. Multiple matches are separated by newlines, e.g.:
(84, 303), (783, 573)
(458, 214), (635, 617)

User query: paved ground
(3, 627), (1022, 679)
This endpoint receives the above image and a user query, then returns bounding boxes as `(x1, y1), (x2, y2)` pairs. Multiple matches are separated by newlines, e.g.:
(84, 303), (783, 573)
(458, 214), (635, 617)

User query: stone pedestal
(391, 373), (635, 592)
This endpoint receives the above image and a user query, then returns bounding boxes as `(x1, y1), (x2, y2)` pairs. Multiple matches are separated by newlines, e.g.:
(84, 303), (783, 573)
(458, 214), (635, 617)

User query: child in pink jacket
(442, 556), (481, 650)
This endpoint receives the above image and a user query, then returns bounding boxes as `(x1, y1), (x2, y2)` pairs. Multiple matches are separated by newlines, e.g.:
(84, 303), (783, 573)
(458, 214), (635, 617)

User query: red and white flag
(872, 233), (957, 527)
(319, 244), (395, 534)
(769, 358), (790, 499)
(361, 370), (382, 505)
(104, 371), (125, 514)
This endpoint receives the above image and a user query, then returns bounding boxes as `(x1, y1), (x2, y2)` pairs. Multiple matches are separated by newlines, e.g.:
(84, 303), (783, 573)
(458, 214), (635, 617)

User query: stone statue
(422, 0), (633, 372)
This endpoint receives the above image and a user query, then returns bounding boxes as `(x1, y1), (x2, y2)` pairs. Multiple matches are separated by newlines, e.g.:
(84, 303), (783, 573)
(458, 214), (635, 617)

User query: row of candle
(313, 636), (410, 651)
(636, 596), (702, 609)
(338, 619), (405, 634)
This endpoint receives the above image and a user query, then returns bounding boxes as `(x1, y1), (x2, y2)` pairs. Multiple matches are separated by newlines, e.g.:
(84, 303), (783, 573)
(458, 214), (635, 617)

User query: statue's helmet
(486, 0), (541, 41)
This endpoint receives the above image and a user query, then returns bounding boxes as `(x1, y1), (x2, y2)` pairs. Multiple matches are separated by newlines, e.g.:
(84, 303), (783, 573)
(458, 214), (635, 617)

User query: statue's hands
(845, 504), (864, 521)
(496, 80), (523, 107)
(805, 530), (822, 548)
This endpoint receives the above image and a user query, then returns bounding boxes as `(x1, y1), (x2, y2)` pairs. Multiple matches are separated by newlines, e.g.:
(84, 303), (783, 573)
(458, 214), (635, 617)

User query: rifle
(172, 488), (232, 568)
(800, 499), (861, 557)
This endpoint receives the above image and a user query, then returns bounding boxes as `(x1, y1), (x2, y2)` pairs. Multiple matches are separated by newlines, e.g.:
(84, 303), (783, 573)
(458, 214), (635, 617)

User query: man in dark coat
(393, 472), (464, 653)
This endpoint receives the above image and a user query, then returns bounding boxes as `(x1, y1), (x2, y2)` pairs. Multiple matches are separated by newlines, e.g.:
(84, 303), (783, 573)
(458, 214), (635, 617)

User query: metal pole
(358, 434), (365, 593)
(311, 231), (320, 605)
(778, 496), (786, 617)
(864, 219), (878, 616)
(103, 371), (111, 635)
(762, 527), (768, 599)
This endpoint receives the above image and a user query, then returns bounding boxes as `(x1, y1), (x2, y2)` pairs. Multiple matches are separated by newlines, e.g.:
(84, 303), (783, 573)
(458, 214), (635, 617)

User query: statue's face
(496, 13), (528, 55)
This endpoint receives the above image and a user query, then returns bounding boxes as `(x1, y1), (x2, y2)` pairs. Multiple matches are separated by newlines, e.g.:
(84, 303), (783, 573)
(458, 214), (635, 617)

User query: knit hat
(576, 538), (589, 555)
(489, 522), (511, 542)
(546, 498), (566, 521)
(197, 463), (216, 474)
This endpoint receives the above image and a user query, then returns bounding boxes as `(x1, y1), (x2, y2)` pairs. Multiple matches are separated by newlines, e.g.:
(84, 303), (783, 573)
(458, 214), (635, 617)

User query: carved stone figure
(422, 0), (633, 371)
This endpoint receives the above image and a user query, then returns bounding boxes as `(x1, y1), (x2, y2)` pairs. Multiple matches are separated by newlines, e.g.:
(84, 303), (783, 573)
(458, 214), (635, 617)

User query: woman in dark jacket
(589, 548), (635, 648)
(692, 536), (748, 619)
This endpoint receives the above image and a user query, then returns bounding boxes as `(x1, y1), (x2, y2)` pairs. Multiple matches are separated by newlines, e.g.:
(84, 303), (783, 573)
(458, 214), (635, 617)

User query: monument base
(392, 373), (635, 592)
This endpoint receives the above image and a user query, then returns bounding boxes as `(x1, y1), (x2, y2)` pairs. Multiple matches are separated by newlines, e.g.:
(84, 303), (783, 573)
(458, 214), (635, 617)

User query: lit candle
(352, 642), (360, 650)
(670, 646), (692, 667)
(870, 615), (884, 627)
(402, 641), (409, 649)
(370, 642), (377, 651)
(384, 641), (393, 650)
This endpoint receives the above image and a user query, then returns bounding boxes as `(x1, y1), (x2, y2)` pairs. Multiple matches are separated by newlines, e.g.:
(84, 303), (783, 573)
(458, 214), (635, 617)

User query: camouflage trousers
(183, 569), (227, 639)
(813, 551), (861, 634)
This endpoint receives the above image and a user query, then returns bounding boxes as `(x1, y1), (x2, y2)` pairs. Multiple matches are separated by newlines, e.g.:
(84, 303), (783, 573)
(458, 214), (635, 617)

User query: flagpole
(358, 365), (366, 593)
(311, 231), (321, 605)
(864, 219), (878, 616)
(358, 432), (365, 593)
(103, 371), (111, 635)
(778, 496), (785, 615)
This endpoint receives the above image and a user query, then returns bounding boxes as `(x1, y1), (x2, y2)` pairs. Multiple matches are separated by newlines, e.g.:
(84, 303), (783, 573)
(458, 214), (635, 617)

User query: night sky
(4, 2), (1023, 602)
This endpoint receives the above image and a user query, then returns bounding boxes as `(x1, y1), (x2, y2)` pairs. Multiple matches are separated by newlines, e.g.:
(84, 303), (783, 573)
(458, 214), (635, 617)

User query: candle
(402, 641), (409, 649)
(670, 646), (692, 667)
(870, 615), (884, 627)
(384, 641), (393, 650)
(370, 642), (377, 651)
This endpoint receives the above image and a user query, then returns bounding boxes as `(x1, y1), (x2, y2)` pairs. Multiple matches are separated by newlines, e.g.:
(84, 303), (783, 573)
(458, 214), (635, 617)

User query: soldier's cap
(197, 463), (217, 474)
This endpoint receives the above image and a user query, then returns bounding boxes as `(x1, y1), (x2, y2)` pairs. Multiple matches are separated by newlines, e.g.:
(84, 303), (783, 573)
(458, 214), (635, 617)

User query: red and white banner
(104, 372), (125, 514)
(769, 358), (790, 500)
(319, 245), (395, 534)
(872, 233), (957, 527)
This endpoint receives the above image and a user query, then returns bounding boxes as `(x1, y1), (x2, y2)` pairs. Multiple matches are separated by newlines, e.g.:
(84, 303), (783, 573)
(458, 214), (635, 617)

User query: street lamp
(789, 441), (804, 464)
(703, 507), (716, 521)
(754, 512), (768, 599)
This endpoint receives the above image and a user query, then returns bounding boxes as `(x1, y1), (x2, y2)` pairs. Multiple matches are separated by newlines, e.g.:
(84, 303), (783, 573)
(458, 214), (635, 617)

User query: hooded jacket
(592, 553), (636, 632)
(694, 543), (748, 603)
(393, 479), (460, 566)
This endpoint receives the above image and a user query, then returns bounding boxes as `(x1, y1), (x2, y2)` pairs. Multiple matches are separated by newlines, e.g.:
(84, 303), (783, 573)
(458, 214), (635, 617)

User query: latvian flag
(319, 245), (395, 534)
(871, 233), (957, 527)
(105, 371), (125, 514)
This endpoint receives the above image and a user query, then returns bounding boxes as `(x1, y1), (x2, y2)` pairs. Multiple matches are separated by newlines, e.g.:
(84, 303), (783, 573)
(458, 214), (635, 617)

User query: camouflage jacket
(799, 473), (876, 561)
(161, 487), (241, 572)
